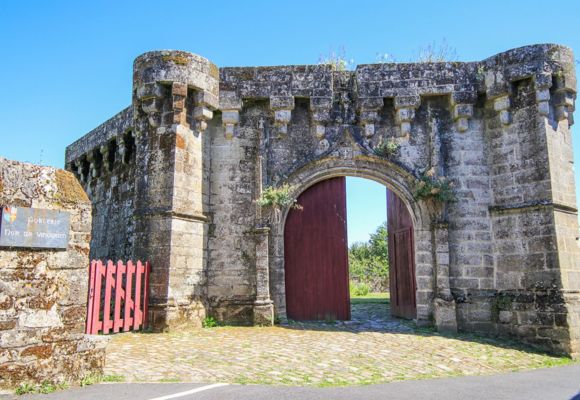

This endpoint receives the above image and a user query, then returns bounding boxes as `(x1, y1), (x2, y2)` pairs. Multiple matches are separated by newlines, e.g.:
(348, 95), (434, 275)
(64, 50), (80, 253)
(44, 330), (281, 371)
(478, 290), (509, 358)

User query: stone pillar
(132, 51), (219, 331)
(431, 222), (457, 333)
(252, 227), (274, 325)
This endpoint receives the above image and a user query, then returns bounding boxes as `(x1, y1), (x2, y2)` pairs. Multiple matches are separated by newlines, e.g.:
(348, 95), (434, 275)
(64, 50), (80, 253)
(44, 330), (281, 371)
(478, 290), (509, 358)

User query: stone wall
(65, 44), (579, 356)
(65, 107), (136, 261)
(0, 158), (107, 388)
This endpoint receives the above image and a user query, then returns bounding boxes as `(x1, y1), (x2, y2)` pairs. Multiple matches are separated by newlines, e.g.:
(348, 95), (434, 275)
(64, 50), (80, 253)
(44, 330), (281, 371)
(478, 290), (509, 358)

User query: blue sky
(1, 0), (579, 245)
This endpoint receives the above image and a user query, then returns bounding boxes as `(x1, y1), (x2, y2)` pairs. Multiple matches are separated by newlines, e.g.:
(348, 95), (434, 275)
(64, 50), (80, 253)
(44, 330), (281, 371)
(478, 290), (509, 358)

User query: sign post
(0, 205), (70, 249)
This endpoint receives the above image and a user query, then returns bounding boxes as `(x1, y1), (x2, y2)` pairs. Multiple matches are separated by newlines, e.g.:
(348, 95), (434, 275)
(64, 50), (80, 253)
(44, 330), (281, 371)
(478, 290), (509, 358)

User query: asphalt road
(3, 364), (579, 400)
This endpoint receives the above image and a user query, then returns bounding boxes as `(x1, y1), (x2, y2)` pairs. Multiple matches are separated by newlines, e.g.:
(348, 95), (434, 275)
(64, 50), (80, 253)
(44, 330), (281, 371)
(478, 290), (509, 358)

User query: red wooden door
(387, 189), (417, 319)
(284, 177), (350, 321)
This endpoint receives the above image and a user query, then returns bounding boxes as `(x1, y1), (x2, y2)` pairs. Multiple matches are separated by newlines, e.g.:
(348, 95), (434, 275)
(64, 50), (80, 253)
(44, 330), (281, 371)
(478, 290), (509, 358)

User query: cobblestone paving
(104, 298), (571, 386)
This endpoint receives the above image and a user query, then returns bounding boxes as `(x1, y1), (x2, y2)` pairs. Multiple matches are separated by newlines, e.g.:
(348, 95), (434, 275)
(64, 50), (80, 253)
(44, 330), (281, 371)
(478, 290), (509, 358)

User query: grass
(101, 374), (126, 383)
(14, 374), (125, 395)
(350, 292), (390, 304)
(159, 377), (181, 383)
(15, 381), (69, 396)
(81, 373), (126, 387)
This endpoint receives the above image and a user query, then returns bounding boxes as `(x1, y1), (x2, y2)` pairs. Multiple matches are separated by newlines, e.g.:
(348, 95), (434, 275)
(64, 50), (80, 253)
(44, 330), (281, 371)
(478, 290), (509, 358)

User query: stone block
(434, 298), (458, 333)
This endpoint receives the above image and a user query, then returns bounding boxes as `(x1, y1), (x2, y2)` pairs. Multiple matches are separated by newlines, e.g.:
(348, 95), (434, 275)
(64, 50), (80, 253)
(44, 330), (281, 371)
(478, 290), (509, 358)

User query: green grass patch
(15, 381), (69, 396)
(351, 292), (390, 304)
(101, 374), (126, 383)
(159, 377), (181, 383)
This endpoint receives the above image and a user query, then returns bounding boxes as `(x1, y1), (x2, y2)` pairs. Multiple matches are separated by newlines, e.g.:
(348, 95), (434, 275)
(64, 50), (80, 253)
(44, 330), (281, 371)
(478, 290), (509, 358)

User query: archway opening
(283, 176), (417, 323)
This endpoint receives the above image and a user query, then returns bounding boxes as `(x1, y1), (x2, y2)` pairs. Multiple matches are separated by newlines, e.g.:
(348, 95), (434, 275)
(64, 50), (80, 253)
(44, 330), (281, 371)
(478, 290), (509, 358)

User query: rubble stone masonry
(0, 158), (107, 388)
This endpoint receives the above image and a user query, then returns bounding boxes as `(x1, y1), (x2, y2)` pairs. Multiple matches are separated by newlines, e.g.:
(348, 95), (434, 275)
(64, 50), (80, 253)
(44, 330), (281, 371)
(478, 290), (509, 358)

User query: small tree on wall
(414, 167), (455, 203)
(257, 184), (302, 223)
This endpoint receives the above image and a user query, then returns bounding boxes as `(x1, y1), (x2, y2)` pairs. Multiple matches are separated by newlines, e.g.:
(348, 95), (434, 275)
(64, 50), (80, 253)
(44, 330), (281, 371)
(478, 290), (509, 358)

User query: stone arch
(268, 155), (441, 327)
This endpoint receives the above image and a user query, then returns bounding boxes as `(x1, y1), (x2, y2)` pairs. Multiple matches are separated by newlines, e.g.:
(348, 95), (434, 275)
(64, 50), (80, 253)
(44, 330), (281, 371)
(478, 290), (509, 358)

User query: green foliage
(348, 222), (389, 292)
(373, 139), (400, 158)
(202, 316), (219, 328)
(257, 184), (302, 210)
(80, 373), (101, 387)
(15, 381), (68, 396)
(414, 168), (455, 202)
(350, 281), (370, 296)
(159, 377), (181, 383)
(15, 383), (36, 395)
(101, 374), (125, 383)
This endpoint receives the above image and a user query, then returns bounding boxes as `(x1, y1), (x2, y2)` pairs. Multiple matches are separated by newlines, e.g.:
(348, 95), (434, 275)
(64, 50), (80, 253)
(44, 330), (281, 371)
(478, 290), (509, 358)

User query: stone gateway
(65, 44), (579, 358)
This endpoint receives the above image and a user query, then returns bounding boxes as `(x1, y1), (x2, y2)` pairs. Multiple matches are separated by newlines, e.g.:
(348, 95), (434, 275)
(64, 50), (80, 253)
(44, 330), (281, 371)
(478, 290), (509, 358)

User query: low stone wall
(0, 157), (107, 389)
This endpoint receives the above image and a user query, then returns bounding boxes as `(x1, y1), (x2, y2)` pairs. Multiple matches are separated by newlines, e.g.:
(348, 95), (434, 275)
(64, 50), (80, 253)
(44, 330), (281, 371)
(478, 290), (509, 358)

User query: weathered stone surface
(0, 158), (107, 389)
(65, 44), (578, 357)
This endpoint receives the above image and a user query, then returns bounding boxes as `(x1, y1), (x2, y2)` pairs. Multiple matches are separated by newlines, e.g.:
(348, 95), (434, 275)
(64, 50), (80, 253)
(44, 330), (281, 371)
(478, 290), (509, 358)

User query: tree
(348, 222), (389, 292)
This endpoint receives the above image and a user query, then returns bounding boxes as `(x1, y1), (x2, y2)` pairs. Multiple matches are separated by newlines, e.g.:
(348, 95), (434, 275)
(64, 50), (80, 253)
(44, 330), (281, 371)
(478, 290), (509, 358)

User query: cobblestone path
(104, 298), (571, 386)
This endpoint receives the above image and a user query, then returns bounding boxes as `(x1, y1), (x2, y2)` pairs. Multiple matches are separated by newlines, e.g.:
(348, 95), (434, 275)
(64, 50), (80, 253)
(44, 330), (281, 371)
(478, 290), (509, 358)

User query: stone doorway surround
(269, 162), (455, 332)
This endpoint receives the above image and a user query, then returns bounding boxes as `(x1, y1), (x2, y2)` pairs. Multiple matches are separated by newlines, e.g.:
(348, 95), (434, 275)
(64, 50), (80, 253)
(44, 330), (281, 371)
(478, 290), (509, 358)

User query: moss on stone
(161, 55), (190, 66)
(54, 169), (88, 206)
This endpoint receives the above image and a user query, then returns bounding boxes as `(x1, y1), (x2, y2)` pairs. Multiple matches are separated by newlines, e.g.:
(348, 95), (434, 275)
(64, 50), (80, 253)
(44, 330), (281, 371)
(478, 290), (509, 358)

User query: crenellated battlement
(66, 44), (576, 187)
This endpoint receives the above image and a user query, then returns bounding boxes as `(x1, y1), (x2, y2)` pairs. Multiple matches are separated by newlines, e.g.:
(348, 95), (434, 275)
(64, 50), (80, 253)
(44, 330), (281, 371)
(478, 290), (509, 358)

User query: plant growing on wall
(373, 139), (400, 158)
(318, 46), (354, 71)
(257, 184), (302, 211)
(414, 167), (455, 202)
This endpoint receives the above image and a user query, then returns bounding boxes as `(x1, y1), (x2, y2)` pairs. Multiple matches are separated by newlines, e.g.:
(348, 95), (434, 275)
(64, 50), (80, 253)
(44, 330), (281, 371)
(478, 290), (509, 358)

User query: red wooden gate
(85, 260), (150, 334)
(387, 190), (417, 319)
(284, 177), (350, 321)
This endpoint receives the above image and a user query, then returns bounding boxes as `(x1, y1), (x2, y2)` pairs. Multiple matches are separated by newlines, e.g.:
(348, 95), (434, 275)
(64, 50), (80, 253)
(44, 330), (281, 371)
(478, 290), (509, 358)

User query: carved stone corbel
(193, 90), (218, 134)
(310, 97), (332, 140)
(394, 95), (420, 137)
(450, 91), (476, 133)
(493, 95), (511, 126)
(220, 91), (243, 140)
(270, 96), (295, 136)
(136, 82), (164, 128)
(358, 97), (384, 138)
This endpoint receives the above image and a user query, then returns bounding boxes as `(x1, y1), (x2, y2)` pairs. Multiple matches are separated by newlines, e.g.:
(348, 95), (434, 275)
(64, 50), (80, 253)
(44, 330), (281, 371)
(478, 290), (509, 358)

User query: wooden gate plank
(133, 261), (143, 329)
(113, 260), (126, 333)
(123, 260), (135, 332)
(387, 190), (417, 319)
(142, 261), (150, 328)
(102, 260), (116, 334)
(284, 177), (350, 321)
(85, 261), (97, 334)
(91, 261), (105, 334)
